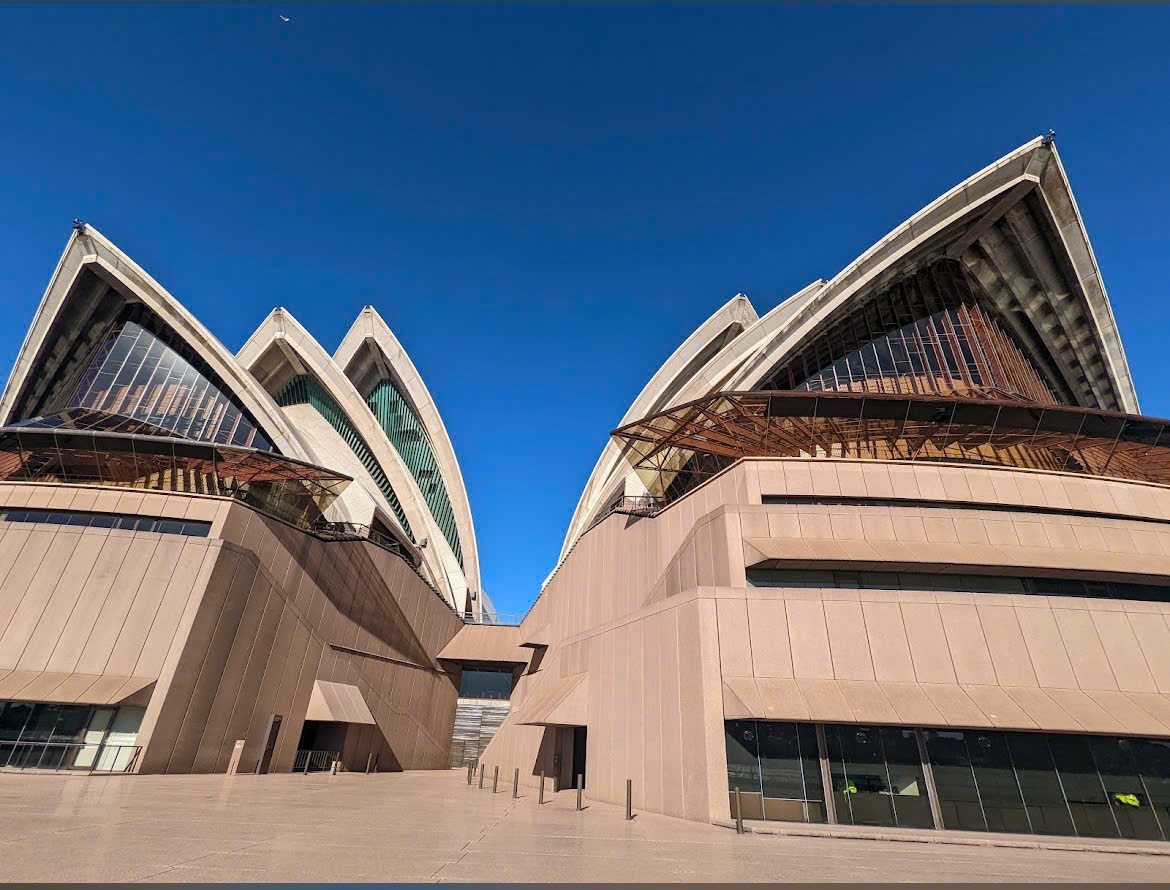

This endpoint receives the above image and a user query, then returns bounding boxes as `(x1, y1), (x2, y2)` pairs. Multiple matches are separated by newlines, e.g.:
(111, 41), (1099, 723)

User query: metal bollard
(512, 767), (519, 799)
(539, 770), (545, 804)
(303, 754), (311, 775)
(626, 779), (633, 820)
(467, 763), (473, 785)
(576, 773), (583, 811)
(734, 787), (744, 834)
(493, 765), (499, 794)
(365, 753), (374, 774)
(479, 764), (485, 788)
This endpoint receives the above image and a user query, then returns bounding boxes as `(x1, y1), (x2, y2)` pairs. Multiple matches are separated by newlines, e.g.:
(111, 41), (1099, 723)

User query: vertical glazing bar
(914, 729), (945, 830)
(815, 723), (837, 825)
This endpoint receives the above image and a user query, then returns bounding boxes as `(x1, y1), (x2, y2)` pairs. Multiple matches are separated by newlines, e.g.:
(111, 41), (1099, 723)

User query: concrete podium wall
(477, 458), (1170, 824)
(0, 482), (462, 775)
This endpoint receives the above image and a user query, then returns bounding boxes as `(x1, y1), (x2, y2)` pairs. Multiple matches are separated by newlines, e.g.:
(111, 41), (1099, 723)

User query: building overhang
(305, 680), (376, 725)
(513, 673), (589, 727)
(0, 426), (351, 526)
(612, 390), (1170, 505)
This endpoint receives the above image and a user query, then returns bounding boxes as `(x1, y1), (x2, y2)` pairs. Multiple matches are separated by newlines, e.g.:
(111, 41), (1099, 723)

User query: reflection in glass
(925, 730), (984, 831)
(1090, 737), (1163, 841)
(968, 731), (1030, 833)
(1049, 734), (1119, 839)
(57, 307), (274, 451)
(757, 261), (1062, 404)
(826, 724), (898, 827)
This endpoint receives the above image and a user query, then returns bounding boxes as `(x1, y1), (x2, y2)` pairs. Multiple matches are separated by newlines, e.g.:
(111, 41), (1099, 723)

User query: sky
(1, 4), (1168, 618)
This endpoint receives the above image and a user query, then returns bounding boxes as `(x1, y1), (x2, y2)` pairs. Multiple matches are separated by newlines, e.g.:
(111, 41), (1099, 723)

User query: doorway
(572, 726), (587, 789)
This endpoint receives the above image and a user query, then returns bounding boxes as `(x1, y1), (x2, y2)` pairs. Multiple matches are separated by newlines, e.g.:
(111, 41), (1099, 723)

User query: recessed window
(0, 508), (210, 537)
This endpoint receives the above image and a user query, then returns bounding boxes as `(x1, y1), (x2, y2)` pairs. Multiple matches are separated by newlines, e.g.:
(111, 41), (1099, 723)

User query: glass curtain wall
(0, 701), (144, 772)
(725, 720), (826, 823)
(274, 375), (414, 540)
(365, 378), (463, 568)
(755, 260), (1063, 404)
(53, 305), (274, 451)
(727, 720), (1170, 840)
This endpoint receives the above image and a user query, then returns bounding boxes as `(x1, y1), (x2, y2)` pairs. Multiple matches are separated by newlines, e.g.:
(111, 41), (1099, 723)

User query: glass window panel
(725, 719), (761, 794)
(968, 731), (1030, 833)
(0, 701), (33, 742)
(826, 724), (897, 827)
(881, 727), (934, 828)
(926, 730), (986, 831)
(797, 723), (826, 822)
(758, 721), (805, 800)
(1005, 733), (1076, 836)
(1133, 739), (1170, 840)
(1049, 734), (1119, 839)
(1090, 737), (1163, 841)
(49, 705), (92, 743)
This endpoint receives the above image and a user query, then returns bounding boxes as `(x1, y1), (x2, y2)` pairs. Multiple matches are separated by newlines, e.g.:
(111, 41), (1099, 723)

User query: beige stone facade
(478, 458), (1170, 823)
(0, 482), (461, 774)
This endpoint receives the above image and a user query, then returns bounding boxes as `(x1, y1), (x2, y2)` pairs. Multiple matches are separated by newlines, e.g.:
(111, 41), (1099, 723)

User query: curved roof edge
(333, 306), (481, 594)
(237, 307), (470, 609)
(554, 292), (759, 568)
(719, 138), (1139, 412)
(0, 225), (307, 457)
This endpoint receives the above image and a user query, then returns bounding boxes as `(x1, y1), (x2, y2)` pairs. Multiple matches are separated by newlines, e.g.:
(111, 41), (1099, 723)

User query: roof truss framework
(611, 391), (1170, 505)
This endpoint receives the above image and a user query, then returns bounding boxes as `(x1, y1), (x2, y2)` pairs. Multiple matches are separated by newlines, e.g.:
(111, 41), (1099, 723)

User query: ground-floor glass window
(727, 720), (1170, 841)
(725, 719), (825, 823)
(825, 724), (933, 828)
(0, 701), (144, 772)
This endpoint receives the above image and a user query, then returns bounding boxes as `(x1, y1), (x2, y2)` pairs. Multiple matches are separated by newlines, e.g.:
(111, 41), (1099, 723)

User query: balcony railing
(0, 740), (142, 773)
(293, 749), (340, 773)
(459, 612), (524, 627)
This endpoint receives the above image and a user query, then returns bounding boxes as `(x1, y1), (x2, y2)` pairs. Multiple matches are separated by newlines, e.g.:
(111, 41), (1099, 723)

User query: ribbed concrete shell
(686, 138), (1137, 408)
(237, 309), (470, 610)
(470, 138), (1170, 838)
(557, 294), (760, 564)
(334, 307), (481, 598)
(0, 226), (306, 456)
(557, 138), (1138, 559)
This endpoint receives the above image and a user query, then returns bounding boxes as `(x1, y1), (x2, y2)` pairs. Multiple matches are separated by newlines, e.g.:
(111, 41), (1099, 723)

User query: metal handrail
(293, 748), (340, 773)
(0, 740), (142, 773)
(459, 612), (524, 627)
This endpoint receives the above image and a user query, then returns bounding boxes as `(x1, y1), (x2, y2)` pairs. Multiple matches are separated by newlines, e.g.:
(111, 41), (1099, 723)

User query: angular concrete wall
(0, 483), (463, 775)
(477, 458), (1170, 824)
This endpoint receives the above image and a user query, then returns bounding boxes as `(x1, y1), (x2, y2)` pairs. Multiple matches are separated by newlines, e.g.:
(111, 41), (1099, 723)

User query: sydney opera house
(3, 134), (1170, 845)
(0, 221), (490, 775)
(476, 136), (1170, 842)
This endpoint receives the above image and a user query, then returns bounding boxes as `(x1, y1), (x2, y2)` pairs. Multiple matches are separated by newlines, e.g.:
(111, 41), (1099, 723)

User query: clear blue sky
(1, 5), (1168, 617)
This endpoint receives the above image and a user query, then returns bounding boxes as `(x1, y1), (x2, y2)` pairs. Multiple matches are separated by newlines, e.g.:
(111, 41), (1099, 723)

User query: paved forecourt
(0, 769), (1166, 883)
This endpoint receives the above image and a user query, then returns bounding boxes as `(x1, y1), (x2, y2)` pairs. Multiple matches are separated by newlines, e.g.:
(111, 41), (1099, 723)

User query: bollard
(626, 779), (633, 821)
(303, 754), (311, 775)
(576, 773), (583, 811)
(467, 763), (473, 785)
(512, 767), (519, 799)
(479, 764), (485, 789)
(734, 788), (744, 834)
(366, 753), (374, 775)
(493, 765), (499, 794)
(539, 770), (545, 804)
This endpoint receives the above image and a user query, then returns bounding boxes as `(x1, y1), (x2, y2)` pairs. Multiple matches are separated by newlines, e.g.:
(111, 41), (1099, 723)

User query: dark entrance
(256, 714), (282, 774)
(572, 726), (588, 789)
